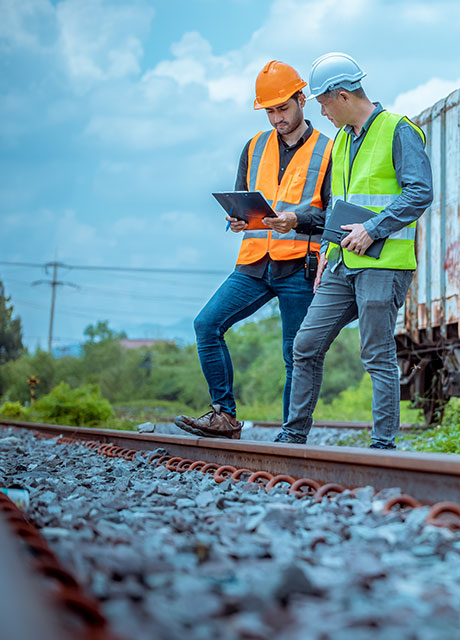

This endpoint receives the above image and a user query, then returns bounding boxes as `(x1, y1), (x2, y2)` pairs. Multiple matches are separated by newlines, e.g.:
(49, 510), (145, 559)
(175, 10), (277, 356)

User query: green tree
(0, 348), (56, 404)
(80, 321), (130, 400)
(0, 282), (24, 364)
(227, 313), (364, 411)
(320, 326), (365, 403)
(83, 320), (126, 343)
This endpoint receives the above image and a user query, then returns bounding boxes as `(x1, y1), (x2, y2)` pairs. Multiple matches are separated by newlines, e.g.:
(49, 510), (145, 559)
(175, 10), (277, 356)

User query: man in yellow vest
(274, 52), (433, 448)
(175, 61), (332, 439)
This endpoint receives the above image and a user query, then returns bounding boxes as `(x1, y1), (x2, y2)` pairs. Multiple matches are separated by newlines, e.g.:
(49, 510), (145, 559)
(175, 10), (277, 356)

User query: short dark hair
(325, 86), (366, 100)
(290, 90), (303, 103)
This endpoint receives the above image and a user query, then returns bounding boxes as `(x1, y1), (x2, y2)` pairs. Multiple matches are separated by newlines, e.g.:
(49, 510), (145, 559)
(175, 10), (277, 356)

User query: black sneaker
(369, 443), (396, 449)
(273, 431), (306, 444)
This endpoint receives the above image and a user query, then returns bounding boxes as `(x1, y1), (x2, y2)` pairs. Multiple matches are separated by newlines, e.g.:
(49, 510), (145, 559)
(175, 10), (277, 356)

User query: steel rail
(0, 490), (116, 640)
(2, 419), (459, 504)
(155, 417), (428, 430)
(0, 514), (64, 640)
(249, 419), (428, 430)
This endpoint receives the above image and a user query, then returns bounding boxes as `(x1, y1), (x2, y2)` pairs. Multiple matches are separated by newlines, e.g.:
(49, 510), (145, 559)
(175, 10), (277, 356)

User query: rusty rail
(156, 417), (428, 430)
(0, 490), (116, 640)
(2, 419), (459, 505)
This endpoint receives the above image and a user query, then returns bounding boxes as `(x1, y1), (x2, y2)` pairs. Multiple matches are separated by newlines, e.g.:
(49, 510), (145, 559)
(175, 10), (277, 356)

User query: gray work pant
(283, 263), (414, 447)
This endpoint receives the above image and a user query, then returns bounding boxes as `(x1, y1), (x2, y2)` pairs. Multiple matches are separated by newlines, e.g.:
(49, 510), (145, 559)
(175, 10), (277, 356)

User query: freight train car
(396, 88), (460, 423)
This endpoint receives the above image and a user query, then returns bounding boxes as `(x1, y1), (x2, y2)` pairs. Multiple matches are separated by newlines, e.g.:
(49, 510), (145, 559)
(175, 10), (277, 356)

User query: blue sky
(1, 0), (460, 349)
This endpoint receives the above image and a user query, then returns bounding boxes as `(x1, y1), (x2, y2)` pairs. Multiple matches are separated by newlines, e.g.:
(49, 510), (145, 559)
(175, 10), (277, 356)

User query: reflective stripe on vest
(237, 128), (332, 265)
(328, 111), (425, 270)
(243, 229), (323, 243)
(248, 131), (272, 191)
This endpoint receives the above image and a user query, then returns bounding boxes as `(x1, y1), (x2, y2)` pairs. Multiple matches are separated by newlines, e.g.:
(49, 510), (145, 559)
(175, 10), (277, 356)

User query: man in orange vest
(175, 61), (333, 439)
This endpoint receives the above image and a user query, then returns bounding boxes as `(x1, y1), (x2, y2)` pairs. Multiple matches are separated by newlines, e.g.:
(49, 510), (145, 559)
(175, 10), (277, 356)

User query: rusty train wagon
(396, 88), (460, 423)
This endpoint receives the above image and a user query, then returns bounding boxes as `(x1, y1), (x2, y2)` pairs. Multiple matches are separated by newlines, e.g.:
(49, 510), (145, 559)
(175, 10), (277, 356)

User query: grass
(397, 398), (460, 454)
(4, 390), (460, 454)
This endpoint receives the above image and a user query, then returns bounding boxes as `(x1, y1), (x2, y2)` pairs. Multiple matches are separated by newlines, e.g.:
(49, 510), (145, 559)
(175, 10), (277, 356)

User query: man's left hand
(340, 223), (373, 256)
(262, 212), (297, 234)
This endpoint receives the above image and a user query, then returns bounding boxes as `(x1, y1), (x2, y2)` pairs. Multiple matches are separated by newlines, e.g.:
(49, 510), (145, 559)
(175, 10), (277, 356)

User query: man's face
(317, 92), (348, 128)
(265, 95), (305, 135)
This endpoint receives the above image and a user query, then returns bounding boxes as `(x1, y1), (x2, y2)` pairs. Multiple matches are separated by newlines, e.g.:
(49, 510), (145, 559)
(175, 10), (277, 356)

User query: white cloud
(0, 0), (56, 51)
(84, 115), (199, 149)
(55, 210), (102, 255)
(3, 209), (54, 229)
(56, 0), (154, 88)
(4, 0), (460, 346)
(248, 0), (366, 51)
(389, 77), (460, 118)
(150, 30), (258, 107)
(208, 74), (254, 104)
(112, 217), (149, 237)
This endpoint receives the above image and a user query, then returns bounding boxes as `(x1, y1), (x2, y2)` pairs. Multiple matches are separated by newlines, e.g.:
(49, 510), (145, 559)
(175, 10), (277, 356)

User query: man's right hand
(314, 252), (328, 292)
(226, 215), (248, 233)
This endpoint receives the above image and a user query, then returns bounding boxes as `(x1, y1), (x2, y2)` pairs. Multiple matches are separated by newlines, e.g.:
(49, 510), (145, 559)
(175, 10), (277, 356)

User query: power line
(0, 260), (228, 276)
(0, 277), (217, 302)
(2, 260), (222, 345)
(68, 283), (207, 303)
(0, 261), (45, 269)
(14, 298), (197, 320)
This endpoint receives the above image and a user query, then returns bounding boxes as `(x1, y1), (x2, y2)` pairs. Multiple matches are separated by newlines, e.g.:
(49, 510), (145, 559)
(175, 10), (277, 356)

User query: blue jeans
(283, 264), (413, 447)
(194, 267), (314, 422)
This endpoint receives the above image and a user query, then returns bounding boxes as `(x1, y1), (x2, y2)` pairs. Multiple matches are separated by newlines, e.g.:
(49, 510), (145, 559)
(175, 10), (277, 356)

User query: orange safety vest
(236, 128), (333, 265)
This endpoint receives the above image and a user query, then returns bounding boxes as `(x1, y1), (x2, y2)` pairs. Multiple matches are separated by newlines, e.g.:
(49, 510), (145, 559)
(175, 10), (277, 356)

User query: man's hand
(314, 252), (328, 292)
(226, 215), (248, 233)
(340, 223), (373, 256)
(262, 212), (297, 234)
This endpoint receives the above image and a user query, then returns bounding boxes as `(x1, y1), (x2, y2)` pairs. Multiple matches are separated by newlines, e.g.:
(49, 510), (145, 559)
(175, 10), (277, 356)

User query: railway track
(1, 418), (459, 505)
(0, 490), (113, 640)
(2, 419), (460, 639)
(160, 417), (428, 430)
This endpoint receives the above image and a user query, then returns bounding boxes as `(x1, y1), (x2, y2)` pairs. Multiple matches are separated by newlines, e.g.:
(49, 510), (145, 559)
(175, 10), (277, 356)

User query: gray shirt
(321, 103), (433, 259)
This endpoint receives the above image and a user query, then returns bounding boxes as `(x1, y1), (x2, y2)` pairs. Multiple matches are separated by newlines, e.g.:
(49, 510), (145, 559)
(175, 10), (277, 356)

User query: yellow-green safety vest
(329, 110), (425, 269)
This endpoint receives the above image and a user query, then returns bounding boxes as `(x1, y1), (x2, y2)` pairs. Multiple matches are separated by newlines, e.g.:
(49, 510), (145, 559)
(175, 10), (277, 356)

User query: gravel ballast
(2, 427), (460, 640)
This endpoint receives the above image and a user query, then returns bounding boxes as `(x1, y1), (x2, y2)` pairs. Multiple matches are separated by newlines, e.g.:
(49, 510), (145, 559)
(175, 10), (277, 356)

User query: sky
(1, 0), (460, 350)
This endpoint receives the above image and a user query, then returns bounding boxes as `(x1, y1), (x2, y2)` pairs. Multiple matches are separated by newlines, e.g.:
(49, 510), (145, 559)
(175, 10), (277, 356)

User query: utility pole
(33, 262), (78, 352)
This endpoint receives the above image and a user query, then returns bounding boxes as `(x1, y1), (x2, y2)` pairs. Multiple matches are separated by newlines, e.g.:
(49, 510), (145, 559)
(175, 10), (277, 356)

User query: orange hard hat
(254, 60), (307, 110)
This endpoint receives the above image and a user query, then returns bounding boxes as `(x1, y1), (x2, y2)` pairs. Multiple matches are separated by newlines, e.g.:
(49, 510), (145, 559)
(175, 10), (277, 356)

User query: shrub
(0, 400), (29, 420)
(403, 398), (460, 454)
(33, 382), (113, 426)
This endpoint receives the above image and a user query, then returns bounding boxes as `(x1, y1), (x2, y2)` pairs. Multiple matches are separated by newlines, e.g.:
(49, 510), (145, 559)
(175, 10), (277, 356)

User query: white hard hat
(308, 52), (366, 100)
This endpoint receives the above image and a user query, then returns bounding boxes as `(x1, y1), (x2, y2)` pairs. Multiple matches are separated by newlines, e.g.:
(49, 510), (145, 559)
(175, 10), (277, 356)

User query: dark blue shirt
(234, 120), (331, 279)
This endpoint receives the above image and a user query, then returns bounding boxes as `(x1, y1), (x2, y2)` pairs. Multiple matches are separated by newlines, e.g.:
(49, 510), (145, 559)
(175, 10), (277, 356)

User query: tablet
(212, 191), (277, 224)
(322, 199), (385, 259)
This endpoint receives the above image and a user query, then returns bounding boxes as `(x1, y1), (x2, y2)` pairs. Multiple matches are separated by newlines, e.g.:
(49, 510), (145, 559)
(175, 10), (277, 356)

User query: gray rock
(176, 498), (196, 508)
(37, 489), (58, 505)
(274, 563), (323, 603)
(5, 425), (460, 640)
(196, 490), (216, 508)
(137, 422), (156, 433)
(0, 436), (22, 447)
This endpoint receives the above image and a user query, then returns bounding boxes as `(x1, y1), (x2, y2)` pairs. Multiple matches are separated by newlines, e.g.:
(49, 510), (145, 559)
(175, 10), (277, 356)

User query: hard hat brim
(253, 80), (307, 110)
(307, 77), (366, 100)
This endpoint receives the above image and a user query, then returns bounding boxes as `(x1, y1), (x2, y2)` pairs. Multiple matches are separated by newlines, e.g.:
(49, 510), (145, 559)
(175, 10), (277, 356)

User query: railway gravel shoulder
(2, 426), (460, 639)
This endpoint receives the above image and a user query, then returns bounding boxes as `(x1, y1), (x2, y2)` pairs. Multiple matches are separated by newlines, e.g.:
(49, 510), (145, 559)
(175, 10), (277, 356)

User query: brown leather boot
(174, 404), (243, 439)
